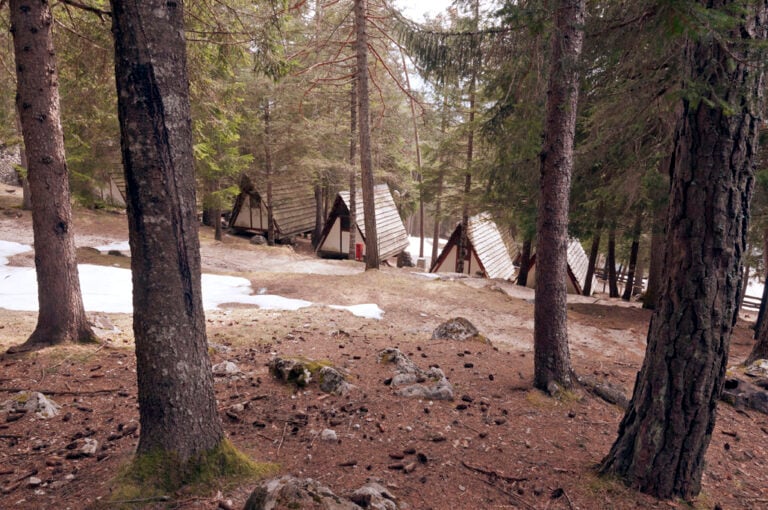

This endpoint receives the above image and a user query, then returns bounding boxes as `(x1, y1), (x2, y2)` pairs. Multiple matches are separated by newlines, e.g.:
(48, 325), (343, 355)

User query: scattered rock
(320, 429), (338, 442)
(269, 357), (314, 387)
(212, 361), (241, 377)
(80, 438), (98, 457)
(87, 313), (120, 333)
(270, 357), (351, 395)
(318, 366), (352, 396)
(27, 477), (42, 487)
(3, 391), (60, 419)
(745, 359), (768, 378)
(249, 235), (267, 245)
(431, 317), (489, 344)
(243, 475), (359, 510)
(349, 479), (399, 510)
(378, 348), (454, 401)
(721, 376), (768, 414)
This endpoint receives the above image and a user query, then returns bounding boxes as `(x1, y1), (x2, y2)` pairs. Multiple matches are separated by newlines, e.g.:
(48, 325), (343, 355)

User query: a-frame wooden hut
(229, 174), (315, 241)
(316, 184), (409, 262)
(524, 238), (598, 295)
(430, 213), (517, 280)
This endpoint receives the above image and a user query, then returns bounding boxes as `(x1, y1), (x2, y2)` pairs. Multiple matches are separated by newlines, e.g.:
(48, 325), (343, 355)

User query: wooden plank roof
(466, 213), (516, 280)
(336, 184), (409, 260)
(430, 212), (516, 280)
(566, 238), (597, 295)
(230, 174), (316, 238)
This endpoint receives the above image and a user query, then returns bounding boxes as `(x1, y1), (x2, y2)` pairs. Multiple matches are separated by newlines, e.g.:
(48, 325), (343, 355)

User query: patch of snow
(413, 272), (440, 280)
(329, 303), (384, 320)
(0, 238), (380, 318)
(0, 240), (31, 265)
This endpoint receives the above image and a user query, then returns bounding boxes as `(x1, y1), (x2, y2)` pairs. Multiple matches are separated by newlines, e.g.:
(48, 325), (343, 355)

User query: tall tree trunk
(533, 0), (585, 392)
(400, 50), (424, 258)
(263, 101), (275, 246)
(747, 229), (768, 361)
(753, 227), (768, 338)
(633, 253), (645, 296)
(111, 0), (225, 468)
(431, 89), (450, 268)
(621, 210), (643, 301)
(13, 105), (32, 211)
(517, 237), (533, 287)
(348, 82), (358, 260)
(354, 0), (378, 269)
(9, 0), (96, 352)
(600, 3), (767, 499)
(456, 0), (480, 275)
(738, 246), (750, 308)
(312, 183), (323, 248)
(583, 207), (604, 296)
(607, 223), (620, 298)
(643, 203), (666, 309)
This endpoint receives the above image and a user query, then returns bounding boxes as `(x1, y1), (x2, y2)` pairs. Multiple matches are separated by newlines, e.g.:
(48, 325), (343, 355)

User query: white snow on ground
(329, 303), (384, 320)
(0, 241), (381, 318)
(405, 235), (448, 269)
(95, 241), (131, 254)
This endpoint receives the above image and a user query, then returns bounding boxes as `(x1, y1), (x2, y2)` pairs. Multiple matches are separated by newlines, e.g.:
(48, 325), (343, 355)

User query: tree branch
(57, 0), (111, 19)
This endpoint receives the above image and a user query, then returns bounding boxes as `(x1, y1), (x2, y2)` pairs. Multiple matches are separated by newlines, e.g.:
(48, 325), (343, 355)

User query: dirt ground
(1, 185), (767, 509)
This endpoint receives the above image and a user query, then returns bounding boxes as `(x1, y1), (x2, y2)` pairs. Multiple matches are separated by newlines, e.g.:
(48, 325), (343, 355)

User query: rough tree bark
(9, 0), (96, 352)
(354, 0), (379, 269)
(600, 1), (767, 499)
(533, 0), (585, 391)
(111, 0), (225, 464)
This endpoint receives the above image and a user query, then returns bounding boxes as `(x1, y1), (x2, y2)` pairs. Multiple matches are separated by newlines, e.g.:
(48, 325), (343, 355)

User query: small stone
(212, 361), (240, 376)
(320, 429), (338, 442)
(81, 438), (98, 457)
(28, 477), (42, 487)
(403, 462), (416, 474)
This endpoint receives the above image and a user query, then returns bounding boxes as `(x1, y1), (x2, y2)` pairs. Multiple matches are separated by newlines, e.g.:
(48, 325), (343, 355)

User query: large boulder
(243, 476), (400, 510)
(270, 357), (352, 395)
(3, 391), (60, 419)
(431, 317), (489, 344)
(243, 476), (359, 510)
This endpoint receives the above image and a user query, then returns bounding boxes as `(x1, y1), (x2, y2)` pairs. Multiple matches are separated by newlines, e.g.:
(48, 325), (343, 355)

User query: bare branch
(57, 0), (111, 19)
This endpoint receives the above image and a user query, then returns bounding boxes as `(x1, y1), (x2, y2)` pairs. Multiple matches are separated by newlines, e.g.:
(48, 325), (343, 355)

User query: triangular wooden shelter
(430, 213), (517, 280)
(229, 174), (315, 241)
(316, 184), (409, 262)
(524, 238), (598, 295)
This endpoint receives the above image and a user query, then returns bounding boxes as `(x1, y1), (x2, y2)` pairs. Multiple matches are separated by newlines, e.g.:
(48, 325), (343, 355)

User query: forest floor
(0, 185), (767, 509)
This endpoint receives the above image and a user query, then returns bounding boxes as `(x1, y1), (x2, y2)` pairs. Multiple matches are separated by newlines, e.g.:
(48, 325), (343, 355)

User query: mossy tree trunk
(9, 0), (96, 352)
(600, 1), (767, 499)
(533, 0), (585, 391)
(111, 0), (225, 465)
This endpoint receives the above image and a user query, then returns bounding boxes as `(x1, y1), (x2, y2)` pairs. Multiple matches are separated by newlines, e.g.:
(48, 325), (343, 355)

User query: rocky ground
(0, 185), (767, 509)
